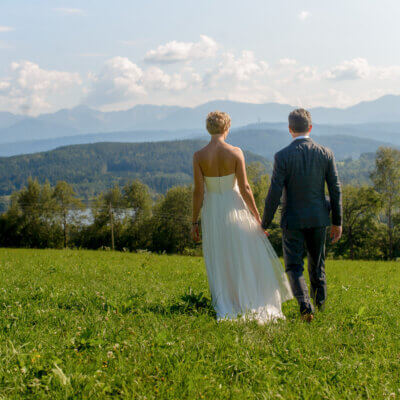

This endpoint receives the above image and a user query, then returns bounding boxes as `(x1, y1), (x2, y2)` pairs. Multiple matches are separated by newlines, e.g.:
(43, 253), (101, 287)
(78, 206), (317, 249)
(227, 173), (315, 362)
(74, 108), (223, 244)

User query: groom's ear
(308, 125), (313, 133)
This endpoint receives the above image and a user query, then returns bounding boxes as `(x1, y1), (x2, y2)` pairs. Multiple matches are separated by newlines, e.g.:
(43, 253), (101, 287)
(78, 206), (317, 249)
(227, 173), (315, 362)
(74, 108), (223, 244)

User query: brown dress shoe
(301, 313), (314, 323)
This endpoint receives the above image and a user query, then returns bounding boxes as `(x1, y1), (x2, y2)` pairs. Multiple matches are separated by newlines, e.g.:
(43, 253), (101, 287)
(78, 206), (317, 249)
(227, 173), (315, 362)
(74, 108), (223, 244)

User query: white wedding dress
(201, 173), (293, 323)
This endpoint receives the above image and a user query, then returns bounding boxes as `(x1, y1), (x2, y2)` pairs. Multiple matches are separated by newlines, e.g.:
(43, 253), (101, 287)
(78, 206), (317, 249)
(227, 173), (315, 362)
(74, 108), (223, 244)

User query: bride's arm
(192, 152), (204, 241)
(235, 149), (262, 224)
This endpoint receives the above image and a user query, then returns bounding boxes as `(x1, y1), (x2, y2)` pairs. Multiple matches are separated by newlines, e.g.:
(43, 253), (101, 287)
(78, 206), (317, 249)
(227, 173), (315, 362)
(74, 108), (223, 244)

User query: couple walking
(192, 109), (342, 323)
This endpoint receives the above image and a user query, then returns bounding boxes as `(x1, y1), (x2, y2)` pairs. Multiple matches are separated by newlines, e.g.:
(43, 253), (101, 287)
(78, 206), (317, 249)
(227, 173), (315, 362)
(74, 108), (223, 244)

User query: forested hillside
(336, 153), (376, 185)
(0, 140), (271, 198)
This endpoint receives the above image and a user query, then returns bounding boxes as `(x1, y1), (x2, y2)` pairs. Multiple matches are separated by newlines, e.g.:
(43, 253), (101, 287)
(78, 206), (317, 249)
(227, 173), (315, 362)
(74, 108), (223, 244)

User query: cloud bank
(144, 35), (218, 64)
(2, 35), (400, 114)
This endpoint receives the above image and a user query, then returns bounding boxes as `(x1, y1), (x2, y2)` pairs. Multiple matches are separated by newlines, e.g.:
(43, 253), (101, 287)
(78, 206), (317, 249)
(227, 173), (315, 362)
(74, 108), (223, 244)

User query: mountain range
(0, 123), (395, 160)
(1, 95), (400, 147)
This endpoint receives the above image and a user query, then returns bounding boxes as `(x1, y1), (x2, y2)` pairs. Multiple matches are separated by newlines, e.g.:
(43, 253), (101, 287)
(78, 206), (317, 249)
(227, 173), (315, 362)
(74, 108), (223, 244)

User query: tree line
(0, 140), (270, 199)
(0, 146), (399, 260)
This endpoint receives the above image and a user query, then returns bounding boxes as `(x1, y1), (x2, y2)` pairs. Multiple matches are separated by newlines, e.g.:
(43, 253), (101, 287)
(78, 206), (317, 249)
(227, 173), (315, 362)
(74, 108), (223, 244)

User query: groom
(262, 108), (342, 321)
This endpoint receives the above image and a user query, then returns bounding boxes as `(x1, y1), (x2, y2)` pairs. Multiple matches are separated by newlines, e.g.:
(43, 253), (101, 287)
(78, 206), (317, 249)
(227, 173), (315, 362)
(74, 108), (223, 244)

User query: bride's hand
(191, 223), (200, 242)
(254, 215), (269, 236)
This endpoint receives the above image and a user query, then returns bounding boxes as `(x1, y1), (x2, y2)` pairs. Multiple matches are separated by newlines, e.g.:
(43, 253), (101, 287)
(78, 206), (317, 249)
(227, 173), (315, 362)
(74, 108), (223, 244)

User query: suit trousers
(282, 226), (327, 314)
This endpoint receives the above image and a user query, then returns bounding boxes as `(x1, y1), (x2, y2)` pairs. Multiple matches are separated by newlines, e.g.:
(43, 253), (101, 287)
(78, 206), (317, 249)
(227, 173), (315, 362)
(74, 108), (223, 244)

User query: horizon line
(1, 93), (398, 118)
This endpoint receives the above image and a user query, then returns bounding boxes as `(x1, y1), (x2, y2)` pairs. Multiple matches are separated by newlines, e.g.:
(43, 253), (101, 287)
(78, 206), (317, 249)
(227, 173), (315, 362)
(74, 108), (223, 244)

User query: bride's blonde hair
(206, 111), (231, 135)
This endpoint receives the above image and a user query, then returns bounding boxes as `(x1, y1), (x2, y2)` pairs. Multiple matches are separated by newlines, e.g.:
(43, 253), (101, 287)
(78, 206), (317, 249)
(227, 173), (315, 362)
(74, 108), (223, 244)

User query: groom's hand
(330, 225), (342, 244)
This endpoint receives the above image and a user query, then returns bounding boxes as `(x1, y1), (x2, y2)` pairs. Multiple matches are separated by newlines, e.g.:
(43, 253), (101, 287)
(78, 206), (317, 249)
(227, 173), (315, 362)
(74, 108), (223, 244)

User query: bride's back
(196, 141), (239, 177)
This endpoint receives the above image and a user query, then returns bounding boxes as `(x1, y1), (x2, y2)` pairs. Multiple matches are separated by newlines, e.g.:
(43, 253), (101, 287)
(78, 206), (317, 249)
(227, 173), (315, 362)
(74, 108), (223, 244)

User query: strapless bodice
(204, 173), (237, 194)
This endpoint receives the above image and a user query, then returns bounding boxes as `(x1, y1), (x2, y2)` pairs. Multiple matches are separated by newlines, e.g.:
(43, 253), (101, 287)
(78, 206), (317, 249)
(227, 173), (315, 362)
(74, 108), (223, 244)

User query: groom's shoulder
(274, 143), (294, 159)
(275, 139), (334, 160)
(311, 140), (335, 158)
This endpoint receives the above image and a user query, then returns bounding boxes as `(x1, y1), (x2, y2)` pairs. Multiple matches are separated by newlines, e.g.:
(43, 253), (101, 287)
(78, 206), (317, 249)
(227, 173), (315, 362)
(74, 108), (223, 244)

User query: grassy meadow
(0, 248), (399, 399)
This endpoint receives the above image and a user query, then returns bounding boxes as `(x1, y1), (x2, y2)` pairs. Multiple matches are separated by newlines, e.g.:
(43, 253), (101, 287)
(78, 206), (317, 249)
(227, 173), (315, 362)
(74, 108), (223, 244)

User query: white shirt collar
(293, 135), (310, 141)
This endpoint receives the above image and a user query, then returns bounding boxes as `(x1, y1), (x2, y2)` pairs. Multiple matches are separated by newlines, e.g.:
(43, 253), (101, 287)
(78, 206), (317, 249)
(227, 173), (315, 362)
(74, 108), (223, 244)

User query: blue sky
(1, 0), (400, 115)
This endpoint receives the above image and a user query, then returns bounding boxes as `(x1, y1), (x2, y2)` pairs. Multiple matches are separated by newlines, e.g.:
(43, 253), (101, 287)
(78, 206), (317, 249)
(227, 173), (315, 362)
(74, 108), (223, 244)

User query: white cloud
(3, 44), (400, 114)
(0, 61), (82, 115)
(201, 51), (281, 104)
(85, 57), (145, 107)
(0, 81), (11, 92)
(324, 58), (371, 80)
(85, 57), (194, 108)
(204, 51), (269, 89)
(296, 66), (320, 81)
(143, 67), (187, 91)
(323, 58), (400, 82)
(54, 8), (84, 16)
(298, 11), (311, 20)
(375, 65), (400, 80)
(144, 35), (218, 64)
(279, 58), (297, 66)
(0, 26), (14, 32)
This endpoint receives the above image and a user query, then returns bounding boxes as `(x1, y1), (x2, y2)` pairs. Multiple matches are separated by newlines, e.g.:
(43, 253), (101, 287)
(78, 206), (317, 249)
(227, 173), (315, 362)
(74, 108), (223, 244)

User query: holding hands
(191, 222), (201, 242)
(330, 225), (342, 244)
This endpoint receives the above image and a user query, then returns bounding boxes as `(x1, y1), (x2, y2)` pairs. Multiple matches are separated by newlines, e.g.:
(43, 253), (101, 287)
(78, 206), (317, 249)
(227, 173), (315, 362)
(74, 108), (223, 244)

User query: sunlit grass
(0, 248), (399, 399)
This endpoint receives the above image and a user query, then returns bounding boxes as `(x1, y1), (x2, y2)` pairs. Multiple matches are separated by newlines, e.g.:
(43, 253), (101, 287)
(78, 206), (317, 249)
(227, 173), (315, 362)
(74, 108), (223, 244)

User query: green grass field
(0, 248), (399, 399)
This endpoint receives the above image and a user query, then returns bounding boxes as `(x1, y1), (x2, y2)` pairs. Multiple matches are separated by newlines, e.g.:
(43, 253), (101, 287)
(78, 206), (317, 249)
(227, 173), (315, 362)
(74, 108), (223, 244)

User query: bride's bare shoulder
(193, 145), (209, 159)
(228, 144), (244, 158)
(193, 142), (243, 160)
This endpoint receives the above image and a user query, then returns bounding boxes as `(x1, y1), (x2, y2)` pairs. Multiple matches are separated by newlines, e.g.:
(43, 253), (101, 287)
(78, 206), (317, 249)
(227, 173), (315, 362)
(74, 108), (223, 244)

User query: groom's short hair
(288, 108), (312, 133)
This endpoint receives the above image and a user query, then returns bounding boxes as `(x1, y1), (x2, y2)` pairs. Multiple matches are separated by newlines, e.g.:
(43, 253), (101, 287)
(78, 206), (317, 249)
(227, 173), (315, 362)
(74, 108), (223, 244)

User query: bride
(192, 111), (293, 323)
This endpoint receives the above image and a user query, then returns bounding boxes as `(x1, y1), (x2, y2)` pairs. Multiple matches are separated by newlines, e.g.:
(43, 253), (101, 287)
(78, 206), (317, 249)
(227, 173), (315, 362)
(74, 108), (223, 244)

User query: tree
(333, 186), (382, 259)
(92, 185), (126, 250)
(371, 147), (400, 259)
(3, 178), (62, 248)
(123, 180), (152, 221)
(122, 180), (153, 250)
(246, 162), (284, 254)
(151, 186), (192, 253)
(53, 181), (83, 248)
(246, 162), (270, 215)
(0, 192), (23, 247)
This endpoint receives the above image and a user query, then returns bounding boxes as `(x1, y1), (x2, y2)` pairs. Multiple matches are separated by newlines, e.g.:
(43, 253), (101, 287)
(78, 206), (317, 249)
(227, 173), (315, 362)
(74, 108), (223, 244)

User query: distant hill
(1, 95), (400, 145)
(0, 129), (202, 157)
(226, 128), (394, 160)
(244, 122), (400, 145)
(0, 141), (271, 197)
(0, 111), (24, 130)
(0, 119), (81, 143)
(311, 95), (400, 124)
(37, 104), (183, 133)
(0, 123), (394, 159)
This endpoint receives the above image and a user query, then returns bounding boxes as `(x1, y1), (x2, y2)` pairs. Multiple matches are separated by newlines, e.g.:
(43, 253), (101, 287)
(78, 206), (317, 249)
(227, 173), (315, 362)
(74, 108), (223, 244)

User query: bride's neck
(210, 133), (226, 143)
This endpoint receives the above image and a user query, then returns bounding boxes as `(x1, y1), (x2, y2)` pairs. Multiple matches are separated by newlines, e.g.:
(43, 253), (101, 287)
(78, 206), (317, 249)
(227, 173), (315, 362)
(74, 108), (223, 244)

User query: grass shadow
(144, 288), (216, 318)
